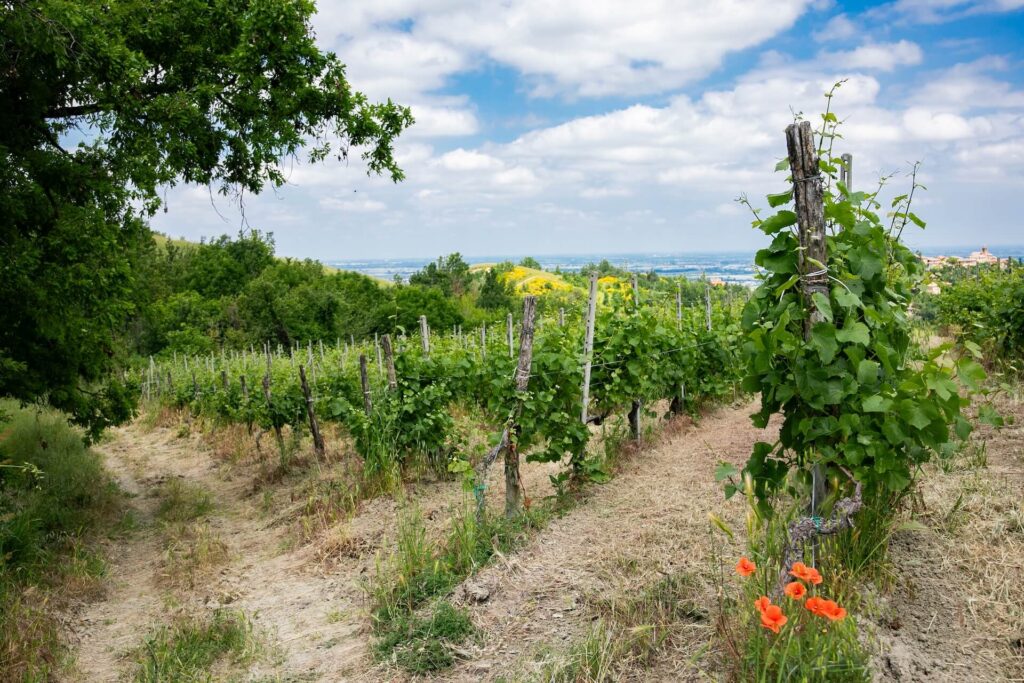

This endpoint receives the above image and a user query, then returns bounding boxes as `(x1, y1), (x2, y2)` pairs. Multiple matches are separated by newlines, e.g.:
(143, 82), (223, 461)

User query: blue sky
(152, 0), (1024, 260)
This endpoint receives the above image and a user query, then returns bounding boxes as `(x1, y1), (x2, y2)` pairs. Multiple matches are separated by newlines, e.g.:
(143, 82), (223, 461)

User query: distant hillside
(470, 263), (578, 295)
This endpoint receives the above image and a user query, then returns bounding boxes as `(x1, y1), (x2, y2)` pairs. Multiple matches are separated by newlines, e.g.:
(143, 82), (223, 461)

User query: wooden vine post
(506, 312), (514, 358)
(503, 296), (536, 517)
(381, 334), (398, 391)
(261, 373), (285, 454)
(786, 119), (829, 515)
(419, 315), (430, 355)
(298, 364), (325, 459)
(474, 296), (537, 519)
(580, 273), (598, 423)
(358, 354), (373, 415)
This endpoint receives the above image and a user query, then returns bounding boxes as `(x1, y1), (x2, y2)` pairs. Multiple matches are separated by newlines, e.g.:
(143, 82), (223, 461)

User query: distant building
(919, 246), (1007, 270)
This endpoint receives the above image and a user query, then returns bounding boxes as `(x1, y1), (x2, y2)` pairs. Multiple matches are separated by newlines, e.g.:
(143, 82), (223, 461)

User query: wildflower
(804, 596), (827, 617)
(820, 599), (847, 621)
(736, 557), (756, 577)
(754, 596), (771, 614)
(805, 597), (847, 621)
(789, 561), (823, 585)
(760, 604), (788, 634)
(784, 581), (807, 600)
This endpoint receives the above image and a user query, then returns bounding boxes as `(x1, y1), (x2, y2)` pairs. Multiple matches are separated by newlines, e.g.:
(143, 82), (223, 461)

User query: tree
(408, 253), (472, 296)
(477, 268), (514, 311)
(0, 0), (412, 434)
(519, 256), (542, 270)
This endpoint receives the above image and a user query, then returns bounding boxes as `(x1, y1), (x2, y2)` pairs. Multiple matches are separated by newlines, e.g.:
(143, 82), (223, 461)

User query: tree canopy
(0, 0), (413, 434)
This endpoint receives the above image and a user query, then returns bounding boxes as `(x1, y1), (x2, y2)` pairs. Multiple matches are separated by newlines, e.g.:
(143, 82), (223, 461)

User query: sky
(151, 0), (1024, 260)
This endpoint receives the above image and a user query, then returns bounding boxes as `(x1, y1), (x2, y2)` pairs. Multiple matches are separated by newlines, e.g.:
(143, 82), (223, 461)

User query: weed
(373, 601), (475, 674)
(130, 609), (260, 682)
(155, 479), (214, 523)
(0, 400), (122, 680)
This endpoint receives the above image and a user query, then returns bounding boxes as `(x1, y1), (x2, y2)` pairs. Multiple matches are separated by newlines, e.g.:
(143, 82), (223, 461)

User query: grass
(0, 399), (122, 680)
(155, 478), (215, 523)
(533, 571), (707, 682)
(153, 479), (229, 586)
(130, 609), (261, 682)
(366, 502), (548, 673)
(373, 602), (475, 674)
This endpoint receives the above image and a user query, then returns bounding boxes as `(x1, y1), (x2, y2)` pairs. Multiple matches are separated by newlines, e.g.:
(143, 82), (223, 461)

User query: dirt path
(433, 403), (766, 682)
(68, 423), (375, 681)
(66, 395), (1023, 682)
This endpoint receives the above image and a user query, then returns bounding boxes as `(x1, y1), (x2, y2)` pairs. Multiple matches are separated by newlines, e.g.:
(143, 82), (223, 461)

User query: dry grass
(869, 389), (1024, 681)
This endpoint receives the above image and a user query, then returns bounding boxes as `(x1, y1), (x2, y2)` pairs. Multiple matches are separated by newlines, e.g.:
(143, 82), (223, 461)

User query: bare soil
(64, 393), (1023, 682)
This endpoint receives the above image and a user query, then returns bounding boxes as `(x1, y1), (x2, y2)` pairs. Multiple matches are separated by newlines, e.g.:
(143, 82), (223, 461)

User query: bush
(0, 399), (121, 679)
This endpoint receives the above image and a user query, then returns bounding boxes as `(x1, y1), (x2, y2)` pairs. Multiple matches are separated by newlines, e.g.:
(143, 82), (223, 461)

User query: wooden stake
(262, 373), (285, 454)
(419, 315), (429, 355)
(359, 354), (373, 415)
(503, 296), (536, 517)
(299, 365), (325, 459)
(507, 312), (514, 357)
(676, 282), (682, 330)
(786, 120), (829, 521)
(381, 334), (398, 390)
(558, 307), (565, 327)
(581, 273), (598, 423)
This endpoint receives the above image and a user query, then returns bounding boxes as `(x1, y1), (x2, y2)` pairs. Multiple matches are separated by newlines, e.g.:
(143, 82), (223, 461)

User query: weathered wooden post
(705, 280), (712, 331)
(480, 322), (487, 361)
(506, 312), (514, 357)
(419, 315), (430, 355)
(473, 297), (538, 520)
(786, 120), (829, 517)
(581, 273), (598, 423)
(840, 152), (853, 191)
(558, 307), (565, 327)
(503, 296), (537, 517)
(375, 333), (383, 375)
(298, 365), (325, 459)
(631, 273), (640, 308)
(381, 334), (398, 391)
(676, 281), (682, 330)
(359, 354), (373, 415)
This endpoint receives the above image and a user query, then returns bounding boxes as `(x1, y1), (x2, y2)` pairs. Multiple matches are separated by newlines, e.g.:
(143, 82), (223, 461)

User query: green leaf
(863, 395), (892, 412)
(811, 292), (833, 323)
(714, 462), (740, 482)
(857, 359), (879, 385)
(836, 322), (870, 346)
(758, 210), (798, 235)
(774, 158), (790, 172)
(810, 323), (839, 364)
(833, 287), (863, 311)
(773, 274), (800, 297)
(956, 358), (986, 391)
(907, 212), (926, 228)
(767, 190), (793, 208)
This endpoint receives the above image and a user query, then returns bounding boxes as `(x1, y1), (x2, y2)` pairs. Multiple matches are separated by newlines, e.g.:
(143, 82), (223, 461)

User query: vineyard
(137, 278), (746, 495)
(2, 2), (1023, 679)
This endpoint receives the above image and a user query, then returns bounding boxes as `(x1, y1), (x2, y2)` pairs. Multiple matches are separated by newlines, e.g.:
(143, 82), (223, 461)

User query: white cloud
(435, 149), (504, 172)
(319, 196), (387, 212)
(318, 0), (817, 100)
(814, 14), (858, 42)
(820, 41), (924, 71)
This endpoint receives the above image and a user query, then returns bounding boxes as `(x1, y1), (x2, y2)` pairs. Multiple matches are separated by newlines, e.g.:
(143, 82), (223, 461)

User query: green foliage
(519, 256), (542, 270)
(373, 602), (474, 674)
(0, 400), (121, 680)
(1, 0), (411, 434)
(740, 121), (972, 506)
(131, 610), (260, 683)
(478, 268), (515, 311)
(408, 253), (472, 296)
(932, 264), (1024, 364)
(0, 400), (120, 580)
